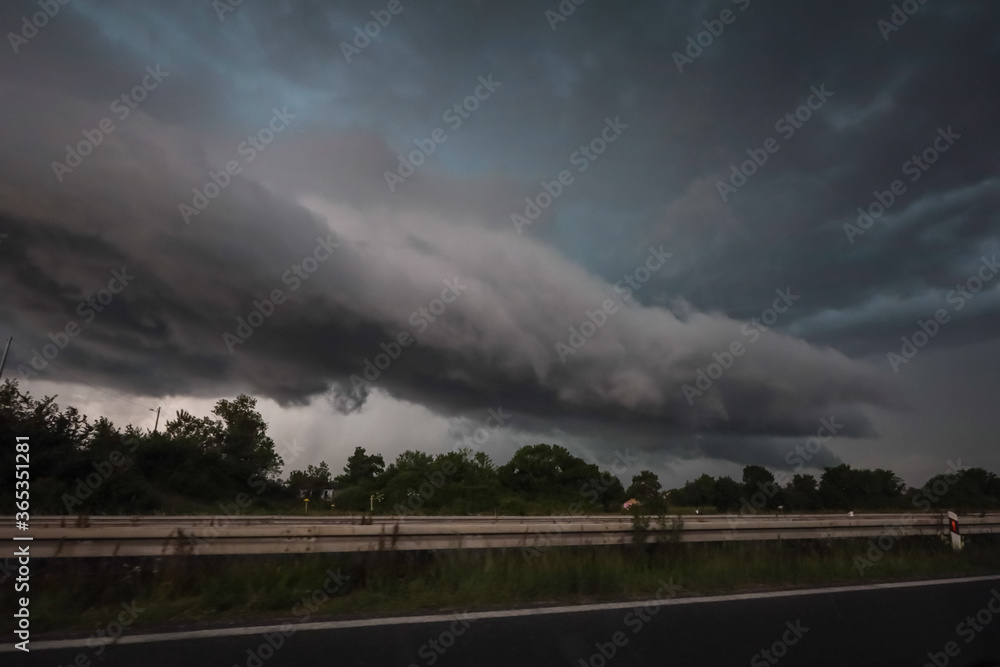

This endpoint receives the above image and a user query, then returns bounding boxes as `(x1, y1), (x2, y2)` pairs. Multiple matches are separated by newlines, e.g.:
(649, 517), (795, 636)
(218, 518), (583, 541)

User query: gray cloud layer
(1, 0), (997, 472)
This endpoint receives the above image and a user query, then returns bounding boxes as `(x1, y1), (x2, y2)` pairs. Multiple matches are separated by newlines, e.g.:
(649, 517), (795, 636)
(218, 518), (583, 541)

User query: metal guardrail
(2, 513), (998, 557)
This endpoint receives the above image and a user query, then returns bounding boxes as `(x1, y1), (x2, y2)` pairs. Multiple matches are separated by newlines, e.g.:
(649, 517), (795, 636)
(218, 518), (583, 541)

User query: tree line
(2, 380), (998, 515)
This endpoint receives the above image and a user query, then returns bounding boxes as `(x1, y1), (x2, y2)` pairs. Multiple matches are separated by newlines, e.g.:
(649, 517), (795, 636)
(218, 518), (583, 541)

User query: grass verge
(14, 535), (1000, 636)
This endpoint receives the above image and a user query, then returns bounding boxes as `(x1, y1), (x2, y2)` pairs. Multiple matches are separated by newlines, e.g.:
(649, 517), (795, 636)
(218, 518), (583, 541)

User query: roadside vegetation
(25, 535), (1000, 634)
(4, 379), (999, 636)
(3, 379), (1000, 518)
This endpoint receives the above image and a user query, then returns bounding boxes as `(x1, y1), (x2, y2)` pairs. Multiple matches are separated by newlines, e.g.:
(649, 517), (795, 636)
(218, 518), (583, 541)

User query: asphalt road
(8, 575), (1000, 666)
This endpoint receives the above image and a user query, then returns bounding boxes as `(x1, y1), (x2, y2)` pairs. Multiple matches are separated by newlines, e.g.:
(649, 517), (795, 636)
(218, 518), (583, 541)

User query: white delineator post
(947, 511), (962, 550)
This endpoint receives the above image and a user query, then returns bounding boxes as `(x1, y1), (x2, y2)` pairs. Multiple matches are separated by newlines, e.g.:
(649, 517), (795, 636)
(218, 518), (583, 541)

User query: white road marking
(5, 574), (999, 652)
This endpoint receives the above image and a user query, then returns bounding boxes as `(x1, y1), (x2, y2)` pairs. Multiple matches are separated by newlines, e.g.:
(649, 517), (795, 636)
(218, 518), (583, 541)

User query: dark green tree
(288, 462), (333, 495)
(626, 470), (662, 504)
(742, 465), (781, 510)
(819, 465), (904, 510)
(677, 474), (716, 507)
(819, 464), (854, 510)
(498, 444), (583, 495)
(587, 470), (626, 511)
(783, 474), (820, 511)
(335, 447), (385, 486)
(212, 395), (283, 480)
(915, 468), (1000, 510)
(712, 476), (742, 511)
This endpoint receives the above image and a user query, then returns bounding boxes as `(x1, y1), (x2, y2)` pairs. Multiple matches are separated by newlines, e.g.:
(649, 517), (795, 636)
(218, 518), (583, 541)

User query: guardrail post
(947, 511), (962, 550)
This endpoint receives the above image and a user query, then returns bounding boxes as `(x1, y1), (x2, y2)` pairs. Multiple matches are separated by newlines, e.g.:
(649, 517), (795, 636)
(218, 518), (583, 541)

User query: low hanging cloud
(0, 79), (899, 450)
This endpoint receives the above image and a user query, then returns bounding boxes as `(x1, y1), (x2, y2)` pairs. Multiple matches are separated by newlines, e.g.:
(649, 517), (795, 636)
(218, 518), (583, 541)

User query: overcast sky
(1, 0), (998, 489)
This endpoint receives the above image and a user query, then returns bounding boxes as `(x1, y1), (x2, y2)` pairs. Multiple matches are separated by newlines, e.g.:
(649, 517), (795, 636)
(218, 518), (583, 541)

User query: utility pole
(150, 406), (160, 433)
(0, 337), (11, 381)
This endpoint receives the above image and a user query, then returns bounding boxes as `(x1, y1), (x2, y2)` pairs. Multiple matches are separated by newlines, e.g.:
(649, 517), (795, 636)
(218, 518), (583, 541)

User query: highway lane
(6, 575), (1000, 666)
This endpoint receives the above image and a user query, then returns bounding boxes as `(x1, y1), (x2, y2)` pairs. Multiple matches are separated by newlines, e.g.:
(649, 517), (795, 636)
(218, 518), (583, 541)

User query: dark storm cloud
(1, 0), (997, 469)
(0, 78), (897, 438)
